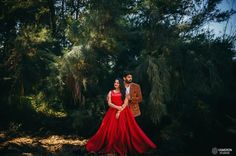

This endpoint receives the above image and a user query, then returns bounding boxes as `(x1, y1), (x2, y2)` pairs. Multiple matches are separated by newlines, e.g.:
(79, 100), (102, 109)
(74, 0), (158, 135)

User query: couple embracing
(86, 71), (157, 156)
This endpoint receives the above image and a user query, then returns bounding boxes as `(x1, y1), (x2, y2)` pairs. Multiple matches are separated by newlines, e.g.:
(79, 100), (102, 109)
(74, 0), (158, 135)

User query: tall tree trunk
(48, 0), (56, 36)
(61, 0), (65, 19)
(75, 0), (79, 20)
(20, 76), (24, 96)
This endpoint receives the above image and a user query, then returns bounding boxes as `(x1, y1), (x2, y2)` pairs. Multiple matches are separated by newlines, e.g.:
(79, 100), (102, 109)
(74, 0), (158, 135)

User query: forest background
(0, 0), (236, 155)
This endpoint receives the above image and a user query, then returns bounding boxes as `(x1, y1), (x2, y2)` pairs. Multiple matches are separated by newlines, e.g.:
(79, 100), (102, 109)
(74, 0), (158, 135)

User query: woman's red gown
(86, 90), (157, 155)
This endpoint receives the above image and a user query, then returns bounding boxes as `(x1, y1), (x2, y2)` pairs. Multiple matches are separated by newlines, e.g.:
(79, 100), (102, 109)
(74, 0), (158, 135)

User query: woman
(86, 78), (157, 155)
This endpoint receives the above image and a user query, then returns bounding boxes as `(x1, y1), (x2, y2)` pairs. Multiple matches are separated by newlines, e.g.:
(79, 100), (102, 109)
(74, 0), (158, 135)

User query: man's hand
(127, 94), (131, 100)
(126, 94), (131, 101)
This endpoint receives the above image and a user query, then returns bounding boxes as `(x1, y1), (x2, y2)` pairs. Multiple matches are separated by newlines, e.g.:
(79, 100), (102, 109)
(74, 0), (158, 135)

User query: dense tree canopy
(0, 0), (235, 155)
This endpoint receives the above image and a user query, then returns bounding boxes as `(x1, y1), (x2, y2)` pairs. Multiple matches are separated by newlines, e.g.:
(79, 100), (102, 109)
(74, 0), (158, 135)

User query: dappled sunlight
(23, 93), (67, 118)
(39, 135), (87, 147)
(8, 137), (34, 146)
(0, 132), (88, 155)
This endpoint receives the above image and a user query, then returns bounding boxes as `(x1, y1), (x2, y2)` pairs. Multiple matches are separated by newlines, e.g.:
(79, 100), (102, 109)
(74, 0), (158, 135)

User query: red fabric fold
(86, 90), (157, 155)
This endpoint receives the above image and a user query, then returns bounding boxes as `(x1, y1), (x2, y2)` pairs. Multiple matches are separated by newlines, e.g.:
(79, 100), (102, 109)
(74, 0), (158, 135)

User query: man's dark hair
(123, 70), (133, 77)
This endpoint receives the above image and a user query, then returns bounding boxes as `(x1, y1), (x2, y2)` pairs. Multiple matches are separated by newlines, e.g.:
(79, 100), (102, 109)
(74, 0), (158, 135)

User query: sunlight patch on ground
(0, 132), (87, 153)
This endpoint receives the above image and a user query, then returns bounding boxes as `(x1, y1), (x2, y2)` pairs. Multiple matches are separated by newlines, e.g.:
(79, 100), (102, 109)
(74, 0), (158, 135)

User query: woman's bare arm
(108, 91), (122, 111)
(121, 95), (129, 110)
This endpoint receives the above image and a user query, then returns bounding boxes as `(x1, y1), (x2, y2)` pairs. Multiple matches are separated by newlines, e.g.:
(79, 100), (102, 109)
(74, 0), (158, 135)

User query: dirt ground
(0, 131), (89, 156)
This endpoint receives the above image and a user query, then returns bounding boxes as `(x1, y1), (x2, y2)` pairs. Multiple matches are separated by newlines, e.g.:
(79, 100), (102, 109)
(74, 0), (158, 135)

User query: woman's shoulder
(110, 90), (121, 95)
(108, 90), (114, 95)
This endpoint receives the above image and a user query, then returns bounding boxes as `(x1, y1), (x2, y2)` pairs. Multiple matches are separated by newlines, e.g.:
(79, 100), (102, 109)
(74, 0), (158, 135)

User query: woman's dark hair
(115, 78), (126, 101)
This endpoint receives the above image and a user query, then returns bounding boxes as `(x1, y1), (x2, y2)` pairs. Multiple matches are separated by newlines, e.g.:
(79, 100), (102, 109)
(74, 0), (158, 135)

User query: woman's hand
(116, 111), (121, 119)
(116, 106), (123, 111)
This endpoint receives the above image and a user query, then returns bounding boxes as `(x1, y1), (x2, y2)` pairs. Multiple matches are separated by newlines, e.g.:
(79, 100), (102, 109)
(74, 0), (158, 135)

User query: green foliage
(25, 92), (66, 118)
(136, 52), (171, 123)
(70, 95), (107, 136)
(0, 0), (236, 155)
(57, 46), (88, 107)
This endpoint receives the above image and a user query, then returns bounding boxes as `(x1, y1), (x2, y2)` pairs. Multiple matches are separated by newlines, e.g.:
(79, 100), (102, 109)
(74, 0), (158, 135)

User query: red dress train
(86, 90), (157, 155)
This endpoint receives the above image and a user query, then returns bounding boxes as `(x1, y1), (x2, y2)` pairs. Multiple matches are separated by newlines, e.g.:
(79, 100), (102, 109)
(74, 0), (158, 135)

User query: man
(122, 71), (143, 118)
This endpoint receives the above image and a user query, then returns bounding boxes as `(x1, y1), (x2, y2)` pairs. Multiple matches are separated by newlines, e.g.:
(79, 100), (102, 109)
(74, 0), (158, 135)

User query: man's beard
(125, 79), (132, 83)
